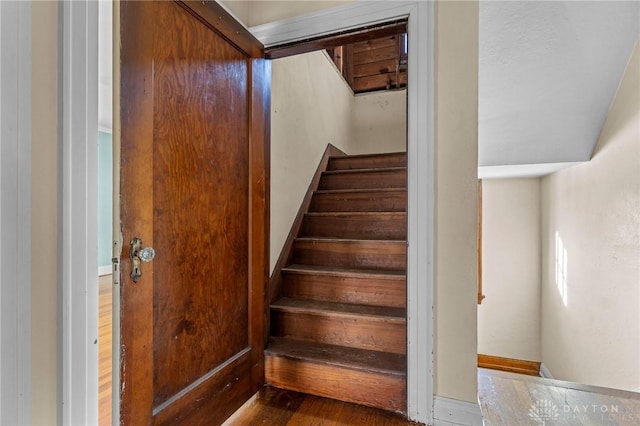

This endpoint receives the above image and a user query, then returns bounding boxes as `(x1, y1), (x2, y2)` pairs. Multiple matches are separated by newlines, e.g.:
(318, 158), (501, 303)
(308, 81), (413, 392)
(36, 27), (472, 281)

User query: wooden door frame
(251, 2), (435, 423)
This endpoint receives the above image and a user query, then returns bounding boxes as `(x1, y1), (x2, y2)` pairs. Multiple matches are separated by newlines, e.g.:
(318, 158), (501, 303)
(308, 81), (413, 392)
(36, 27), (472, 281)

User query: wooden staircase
(265, 150), (407, 413)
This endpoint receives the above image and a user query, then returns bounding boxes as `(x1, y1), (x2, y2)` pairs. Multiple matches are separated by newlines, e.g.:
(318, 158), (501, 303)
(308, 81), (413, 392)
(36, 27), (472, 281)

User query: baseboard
(98, 265), (112, 276)
(539, 363), (554, 379)
(478, 354), (540, 376)
(433, 396), (483, 426)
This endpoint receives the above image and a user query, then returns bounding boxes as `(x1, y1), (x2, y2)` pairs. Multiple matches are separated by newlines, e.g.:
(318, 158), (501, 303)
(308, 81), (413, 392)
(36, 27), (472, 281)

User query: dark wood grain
(328, 152), (406, 170)
(120, 2), (155, 423)
(120, 1), (267, 423)
(282, 264), (406, 308)
(266, 21), (407, 60)
(265, 355), (406, 413)
(310, 189), (407, 212)
(151, 1), (250, 404)
(319, 168), (407, 190)
(301, 211), (407, 240)
(293, 238), (406, 271)
(271, 299), (406, 354)
(226, 387), (417, 425)
(266, 152), (408, 413)
(267, 337), (405, 374)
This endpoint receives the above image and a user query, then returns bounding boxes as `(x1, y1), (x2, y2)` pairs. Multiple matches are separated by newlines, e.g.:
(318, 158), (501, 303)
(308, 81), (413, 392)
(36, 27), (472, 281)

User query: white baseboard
(433, 396), (484, 426)
(98, 265), (113, 276)
(539, 363), (554, 379)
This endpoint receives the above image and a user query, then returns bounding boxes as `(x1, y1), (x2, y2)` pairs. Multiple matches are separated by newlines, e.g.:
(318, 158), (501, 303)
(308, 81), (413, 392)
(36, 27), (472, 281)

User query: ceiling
(479, 1), (639, 178)
(100, 2), (640, 178)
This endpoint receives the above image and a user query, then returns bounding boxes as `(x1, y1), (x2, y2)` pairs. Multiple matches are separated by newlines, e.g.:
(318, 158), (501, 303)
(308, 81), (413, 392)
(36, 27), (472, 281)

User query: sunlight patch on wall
(555, 231), (568, 307)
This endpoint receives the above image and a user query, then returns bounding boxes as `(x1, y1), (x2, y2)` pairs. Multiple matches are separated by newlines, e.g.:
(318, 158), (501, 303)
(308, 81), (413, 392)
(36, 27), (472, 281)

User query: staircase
(265, 151), (407, 413)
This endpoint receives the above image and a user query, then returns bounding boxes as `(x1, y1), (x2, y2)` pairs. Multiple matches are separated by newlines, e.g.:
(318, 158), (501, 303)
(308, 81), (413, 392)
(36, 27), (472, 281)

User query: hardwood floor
(99, 274), (112, 426)
(479, 368), (640, 425)
(224, 386), (419, 425)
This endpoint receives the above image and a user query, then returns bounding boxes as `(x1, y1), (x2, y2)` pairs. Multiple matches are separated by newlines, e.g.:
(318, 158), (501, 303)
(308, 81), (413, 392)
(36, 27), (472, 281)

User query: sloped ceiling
(479, 1), (639, 178)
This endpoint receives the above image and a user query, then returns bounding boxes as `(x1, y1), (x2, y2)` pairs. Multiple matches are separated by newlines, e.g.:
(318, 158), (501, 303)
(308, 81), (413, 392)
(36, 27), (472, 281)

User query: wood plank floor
(224, 386), (419, 425)
(99, 274), (112, 426)
(479, 368), (640, 425)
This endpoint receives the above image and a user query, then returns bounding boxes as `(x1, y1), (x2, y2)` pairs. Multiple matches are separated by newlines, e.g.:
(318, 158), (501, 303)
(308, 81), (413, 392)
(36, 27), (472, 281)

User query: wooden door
(119, 1), (270, 424)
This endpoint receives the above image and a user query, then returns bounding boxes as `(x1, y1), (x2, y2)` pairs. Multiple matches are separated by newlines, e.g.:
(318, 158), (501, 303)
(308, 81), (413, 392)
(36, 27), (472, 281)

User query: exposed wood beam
(265, 21), (407, 60)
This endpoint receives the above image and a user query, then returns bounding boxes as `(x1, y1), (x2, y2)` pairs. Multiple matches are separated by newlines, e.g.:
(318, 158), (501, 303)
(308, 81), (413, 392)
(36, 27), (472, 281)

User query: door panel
(120, 1), (269, 424)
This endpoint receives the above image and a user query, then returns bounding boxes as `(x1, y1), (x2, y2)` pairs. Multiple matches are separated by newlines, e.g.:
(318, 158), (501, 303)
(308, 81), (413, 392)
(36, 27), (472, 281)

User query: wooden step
(270, 298), (406, 354)
(310, 188), (407, 212)
(282, 264), (406, 308)
(292, 238), (406, 271)
(328, 152), (407, 171)
(265, 337), (406, 412)
(318, 168), (406, 191)
(300, 212), (407, 240)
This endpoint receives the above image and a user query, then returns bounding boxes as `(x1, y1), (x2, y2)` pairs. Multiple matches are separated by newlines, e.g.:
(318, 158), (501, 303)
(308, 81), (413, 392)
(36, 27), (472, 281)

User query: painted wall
(352, 90), (406, 154)
(270, 51), (354, 271)
(540, 38), (640, 392)
(223, 0), (355, 27)
(98, 132), (113, 269)
(434, 0), (479, 404)
(31, 2), (58, 424)
(478, 178), (541, 362)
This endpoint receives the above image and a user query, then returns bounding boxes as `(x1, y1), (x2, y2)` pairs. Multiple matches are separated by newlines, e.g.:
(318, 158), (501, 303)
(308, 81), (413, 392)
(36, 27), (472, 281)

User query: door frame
(60, 1), (434, 425)
(251, 2), (435, 422)
(0, 2), (33, 424)
(59, 0), (100, 424)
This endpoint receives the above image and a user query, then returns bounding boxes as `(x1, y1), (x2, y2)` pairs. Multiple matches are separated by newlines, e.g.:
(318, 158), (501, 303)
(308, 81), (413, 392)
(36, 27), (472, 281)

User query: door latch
(130, 237), (155, 283)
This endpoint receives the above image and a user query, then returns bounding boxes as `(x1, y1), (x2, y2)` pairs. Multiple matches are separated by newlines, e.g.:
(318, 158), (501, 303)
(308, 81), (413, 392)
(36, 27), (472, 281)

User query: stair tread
(283, 263), (405, 277)
(330, 152), (406, 160)
(323, 166), (406, 176)
(266, 337), (406, 376)
(295, 237), (405, 243)
(314, 188), (406, 195)
(271, 297), (406, 320)
(305, 212), (406, 217)
(283, 263), (405, 278)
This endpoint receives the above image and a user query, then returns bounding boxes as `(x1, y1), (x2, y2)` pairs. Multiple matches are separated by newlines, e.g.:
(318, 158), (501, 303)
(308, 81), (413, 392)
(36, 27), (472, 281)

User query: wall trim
(539, 363), (554, 379)
(478, 354), (541, 377)
(433, 396), (484, 426)
(98, 265), (113, 277)
(251, 1), (417, 48)
(251, 2), (435, 423)
(0, 2), (32, 424)
(59, 1), (99, 425)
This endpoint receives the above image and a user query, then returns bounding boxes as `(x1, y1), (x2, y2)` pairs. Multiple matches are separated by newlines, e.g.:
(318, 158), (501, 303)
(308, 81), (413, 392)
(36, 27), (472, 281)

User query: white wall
(352, 90), (406, 154)
(270, 51), (354, 271)
(434, 0), (479, 404)
(223, 0), (354, 27)
(478, 178), (541, 362)
(540, 38), (640, 392)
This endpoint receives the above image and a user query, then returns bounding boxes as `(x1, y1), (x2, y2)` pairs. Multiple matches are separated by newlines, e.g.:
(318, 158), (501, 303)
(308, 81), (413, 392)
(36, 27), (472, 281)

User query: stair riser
(271, 311), (406, 354)
(328, 154), (407, 171)
(310, 191), (406, 212)
(319, 170), (406, 190)
(283, 273), (406, 308)
(265, 355), (406, 412)
(300, 214), (407, 240)
(293, 240), (406, 271)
